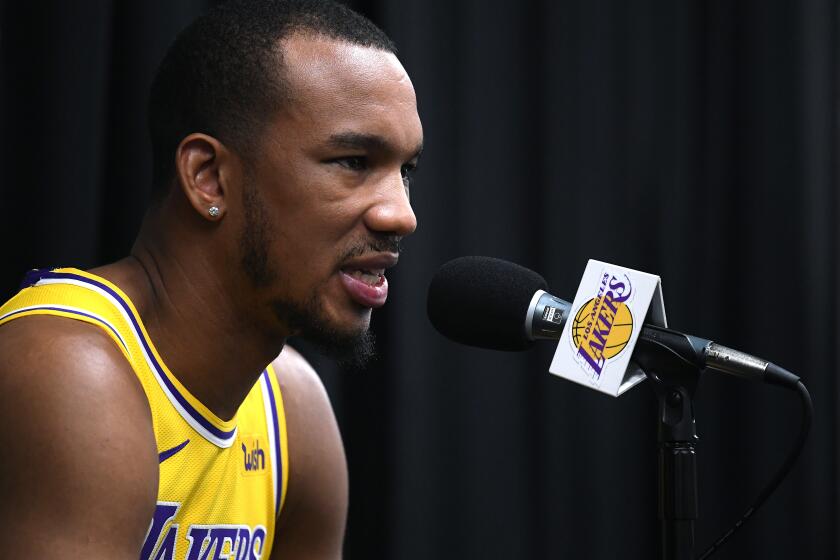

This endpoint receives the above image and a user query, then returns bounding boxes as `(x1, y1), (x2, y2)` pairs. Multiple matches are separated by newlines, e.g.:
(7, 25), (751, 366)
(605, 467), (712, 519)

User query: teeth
(348, 269), (382, 286)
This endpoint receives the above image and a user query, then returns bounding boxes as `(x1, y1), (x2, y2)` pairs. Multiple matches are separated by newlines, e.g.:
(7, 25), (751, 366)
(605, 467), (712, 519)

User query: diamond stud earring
(208, 206), (221, 218)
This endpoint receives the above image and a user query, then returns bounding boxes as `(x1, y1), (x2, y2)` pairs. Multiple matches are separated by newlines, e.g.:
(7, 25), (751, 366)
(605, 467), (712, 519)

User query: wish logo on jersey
(241, 435), (266, 475)
(141, 502), (267, 560)
(570, 271), (634, 379)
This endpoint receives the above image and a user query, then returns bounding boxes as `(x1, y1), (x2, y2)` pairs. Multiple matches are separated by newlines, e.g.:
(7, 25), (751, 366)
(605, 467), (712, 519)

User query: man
(0, 0), (421, 558)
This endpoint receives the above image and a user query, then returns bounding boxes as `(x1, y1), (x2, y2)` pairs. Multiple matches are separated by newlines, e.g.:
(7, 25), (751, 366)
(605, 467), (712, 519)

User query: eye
(334, 156), (368, 171)
(401, 162), (417, 183)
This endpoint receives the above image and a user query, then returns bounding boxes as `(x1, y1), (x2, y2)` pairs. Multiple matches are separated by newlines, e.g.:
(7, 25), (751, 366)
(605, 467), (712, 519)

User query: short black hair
(148, 0), (396, 196)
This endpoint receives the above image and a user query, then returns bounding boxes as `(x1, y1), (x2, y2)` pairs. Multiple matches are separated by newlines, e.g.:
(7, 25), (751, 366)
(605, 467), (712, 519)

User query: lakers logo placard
(570, 272), (634, 379)
(550, 259), (667, 397)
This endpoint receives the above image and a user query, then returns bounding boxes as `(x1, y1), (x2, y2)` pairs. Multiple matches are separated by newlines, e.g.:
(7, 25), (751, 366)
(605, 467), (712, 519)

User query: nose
(364, 173), (417, 237)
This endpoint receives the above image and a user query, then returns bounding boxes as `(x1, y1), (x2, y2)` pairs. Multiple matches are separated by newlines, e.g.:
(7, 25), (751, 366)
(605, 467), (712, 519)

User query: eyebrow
(327, 131), (424, 160)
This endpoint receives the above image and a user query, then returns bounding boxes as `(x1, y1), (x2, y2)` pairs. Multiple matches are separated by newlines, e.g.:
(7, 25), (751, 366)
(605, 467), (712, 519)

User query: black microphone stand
(634, 332), (705, 560)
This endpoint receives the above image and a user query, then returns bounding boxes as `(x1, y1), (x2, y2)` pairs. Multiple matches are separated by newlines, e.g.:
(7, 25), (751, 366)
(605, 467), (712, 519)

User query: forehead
(271, 34), (422, 150)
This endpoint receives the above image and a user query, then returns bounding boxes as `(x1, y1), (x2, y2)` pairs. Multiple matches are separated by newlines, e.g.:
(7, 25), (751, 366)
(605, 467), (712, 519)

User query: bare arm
(270, 345), (348, 559)
(0, 316), (159, 557)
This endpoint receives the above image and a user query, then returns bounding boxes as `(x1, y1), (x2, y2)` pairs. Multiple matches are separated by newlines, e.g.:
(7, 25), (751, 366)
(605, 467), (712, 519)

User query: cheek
(266, 206), (360, 287)
(277, 200), (365, 253)
(254, 169), (371, 271)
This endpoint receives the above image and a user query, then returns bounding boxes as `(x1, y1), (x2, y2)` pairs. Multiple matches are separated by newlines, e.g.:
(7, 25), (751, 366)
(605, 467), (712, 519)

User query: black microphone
(427, 256), (799, 388)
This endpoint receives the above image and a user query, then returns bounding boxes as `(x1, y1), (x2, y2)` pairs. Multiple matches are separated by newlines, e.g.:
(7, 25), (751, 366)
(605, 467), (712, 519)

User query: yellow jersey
(0, 268), (289, 559)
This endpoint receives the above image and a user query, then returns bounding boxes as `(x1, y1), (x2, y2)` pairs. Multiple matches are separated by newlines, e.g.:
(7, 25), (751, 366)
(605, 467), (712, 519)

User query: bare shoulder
(270, 344), (348, 559)
(274, 344), (319, 383)
(0, 316), (158, 557)
(272, 344), (333, 407)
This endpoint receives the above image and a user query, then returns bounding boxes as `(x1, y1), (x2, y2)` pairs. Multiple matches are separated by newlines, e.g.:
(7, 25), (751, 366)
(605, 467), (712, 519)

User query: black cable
(696, 379), (813, 559)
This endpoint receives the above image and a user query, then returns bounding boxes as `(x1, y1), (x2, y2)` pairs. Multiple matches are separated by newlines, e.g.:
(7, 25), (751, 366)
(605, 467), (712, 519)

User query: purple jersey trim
(32, 269), (237, 443)
(0, 305), (129, 354)
(262, 370), (283, 515)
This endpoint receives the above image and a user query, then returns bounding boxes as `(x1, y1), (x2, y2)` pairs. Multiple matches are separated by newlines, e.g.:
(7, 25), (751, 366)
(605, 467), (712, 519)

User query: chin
(323, 294), (373, 329)
(272, 288), (378, 367)
(327, 313), (371, 345)
(302, 319), (377, 369)
(343, 307), (373, 330)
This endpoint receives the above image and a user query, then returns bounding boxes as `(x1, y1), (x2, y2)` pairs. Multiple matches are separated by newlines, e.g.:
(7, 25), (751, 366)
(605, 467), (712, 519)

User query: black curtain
(1, 1), (836, 558)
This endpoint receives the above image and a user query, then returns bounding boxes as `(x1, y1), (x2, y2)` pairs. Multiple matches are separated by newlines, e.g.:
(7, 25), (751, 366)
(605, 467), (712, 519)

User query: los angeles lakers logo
(571, 272), (634, 378)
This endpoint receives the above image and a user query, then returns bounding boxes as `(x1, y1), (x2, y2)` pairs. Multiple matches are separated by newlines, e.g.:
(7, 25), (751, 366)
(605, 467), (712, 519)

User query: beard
(274, 295), (377, 370)
(238, 182), (377, 369)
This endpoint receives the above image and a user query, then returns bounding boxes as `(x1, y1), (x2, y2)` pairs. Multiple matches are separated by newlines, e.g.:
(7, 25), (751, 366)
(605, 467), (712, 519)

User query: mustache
(339, 235), (403, 261)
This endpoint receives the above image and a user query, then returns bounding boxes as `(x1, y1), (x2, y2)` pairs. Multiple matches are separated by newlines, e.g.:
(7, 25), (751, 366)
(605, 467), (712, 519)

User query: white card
(549, 260), (667, 397)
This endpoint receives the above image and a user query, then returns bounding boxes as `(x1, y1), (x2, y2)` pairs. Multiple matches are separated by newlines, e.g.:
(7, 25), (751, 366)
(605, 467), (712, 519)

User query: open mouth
(342, 268), (386, 287)
(337, 252), (398, 309)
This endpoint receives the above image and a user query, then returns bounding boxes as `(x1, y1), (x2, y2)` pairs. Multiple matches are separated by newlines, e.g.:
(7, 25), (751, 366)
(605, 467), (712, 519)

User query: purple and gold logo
(571, 272), (634, 378)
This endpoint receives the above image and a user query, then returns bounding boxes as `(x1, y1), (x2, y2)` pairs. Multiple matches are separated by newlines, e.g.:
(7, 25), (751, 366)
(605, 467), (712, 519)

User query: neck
(94, 209), (287, 421)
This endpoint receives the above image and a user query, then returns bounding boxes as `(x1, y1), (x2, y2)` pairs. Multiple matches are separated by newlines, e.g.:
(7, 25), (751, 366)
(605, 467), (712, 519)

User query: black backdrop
(1, 1), (837, 558)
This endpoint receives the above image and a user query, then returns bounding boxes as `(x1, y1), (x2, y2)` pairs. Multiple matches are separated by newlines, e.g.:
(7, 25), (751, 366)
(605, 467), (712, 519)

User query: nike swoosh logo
(158, 439), (190, 464)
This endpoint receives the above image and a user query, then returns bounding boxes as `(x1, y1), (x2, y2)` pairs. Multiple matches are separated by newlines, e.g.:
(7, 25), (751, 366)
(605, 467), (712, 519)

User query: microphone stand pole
(634, 338), (703, 560)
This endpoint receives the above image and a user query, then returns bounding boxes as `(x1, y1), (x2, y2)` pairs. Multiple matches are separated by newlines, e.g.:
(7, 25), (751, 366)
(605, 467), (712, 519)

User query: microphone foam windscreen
(427, 256), (548, 351)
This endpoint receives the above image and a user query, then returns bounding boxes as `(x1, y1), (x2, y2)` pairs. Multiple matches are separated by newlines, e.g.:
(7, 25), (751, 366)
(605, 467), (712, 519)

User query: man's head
(146, 0), (422, 365)
(149, 0), (397, 193)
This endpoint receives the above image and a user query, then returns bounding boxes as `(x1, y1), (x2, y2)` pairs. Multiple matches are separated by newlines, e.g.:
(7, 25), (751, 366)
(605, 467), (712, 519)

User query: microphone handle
(636, 324), (800, 387)
(636, 323), (709, 371)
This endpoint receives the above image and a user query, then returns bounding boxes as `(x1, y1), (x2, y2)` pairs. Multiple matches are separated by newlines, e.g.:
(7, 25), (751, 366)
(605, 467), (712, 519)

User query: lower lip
(339, 271), (389, 308)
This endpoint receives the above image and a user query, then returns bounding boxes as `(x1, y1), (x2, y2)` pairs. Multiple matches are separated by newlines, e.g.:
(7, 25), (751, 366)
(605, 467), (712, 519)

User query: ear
(175, 133), (231, 221)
